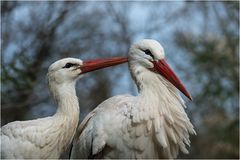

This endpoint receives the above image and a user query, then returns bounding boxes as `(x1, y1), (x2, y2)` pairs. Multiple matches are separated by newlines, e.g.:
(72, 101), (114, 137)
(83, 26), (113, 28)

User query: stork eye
(144, 49), (154, 59)
(63, 63), (75, 68)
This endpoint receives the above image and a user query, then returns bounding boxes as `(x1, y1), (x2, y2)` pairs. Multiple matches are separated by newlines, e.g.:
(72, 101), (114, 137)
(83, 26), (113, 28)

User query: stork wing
(75, 110), (96, 140)
(1, 117), (58, 158)
(71, 92), (196, 159)
(71, 94), (135, 159)
(70, 108), (98, 158)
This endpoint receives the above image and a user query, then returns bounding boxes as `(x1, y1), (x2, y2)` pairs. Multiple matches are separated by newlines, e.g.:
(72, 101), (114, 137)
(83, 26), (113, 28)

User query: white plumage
(1, 58), (82, 159)
(71, 39), (196, 159)
(1, 57), (127, 159)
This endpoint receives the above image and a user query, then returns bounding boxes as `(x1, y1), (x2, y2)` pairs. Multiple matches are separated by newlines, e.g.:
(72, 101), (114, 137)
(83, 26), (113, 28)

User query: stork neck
(47, 81), (80, 157)
(135, 69), (175, 109)
(138, 74), (164, 104)
(49, 82), (80, 116)
(132, 69), (189, 125)
(135, 70), (163, 96)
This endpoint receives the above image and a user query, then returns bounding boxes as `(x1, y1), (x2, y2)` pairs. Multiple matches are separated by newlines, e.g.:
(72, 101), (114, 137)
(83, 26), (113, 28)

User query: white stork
(1, 57), (127, 159)
(71, 39), (196, 159)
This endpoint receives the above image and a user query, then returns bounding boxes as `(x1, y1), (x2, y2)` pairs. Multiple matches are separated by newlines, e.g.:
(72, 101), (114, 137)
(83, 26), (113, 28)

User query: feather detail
(165, 126), (177, 144)
(155, 127), (168, 148)
(146, 120), (152, 132)
(135, 124), (143, 137)
(134, 136), (146, 151)
(154, 117), (161, 133)
(178, 141), (189, 154)
(92, 138), (106, 155)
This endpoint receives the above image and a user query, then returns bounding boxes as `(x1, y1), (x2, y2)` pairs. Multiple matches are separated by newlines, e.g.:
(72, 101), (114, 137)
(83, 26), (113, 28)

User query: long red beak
(152, 59), (192, 100)
(80, 57), (128, 74)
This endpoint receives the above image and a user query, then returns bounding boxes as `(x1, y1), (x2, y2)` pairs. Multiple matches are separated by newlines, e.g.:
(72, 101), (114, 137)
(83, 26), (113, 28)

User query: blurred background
(1, 1), (239, 158)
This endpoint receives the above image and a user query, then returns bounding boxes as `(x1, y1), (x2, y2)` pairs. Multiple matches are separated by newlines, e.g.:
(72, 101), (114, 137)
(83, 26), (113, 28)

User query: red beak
(152, 59), (192, 101)
(80, 57), (128, 74)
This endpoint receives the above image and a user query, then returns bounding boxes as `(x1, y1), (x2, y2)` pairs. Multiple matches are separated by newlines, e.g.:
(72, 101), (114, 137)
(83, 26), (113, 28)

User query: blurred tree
(174, 1), (239, 158)
(2, 1), (74, 123)
(1, 1), (133, 125)
(1, 1), (239, 159)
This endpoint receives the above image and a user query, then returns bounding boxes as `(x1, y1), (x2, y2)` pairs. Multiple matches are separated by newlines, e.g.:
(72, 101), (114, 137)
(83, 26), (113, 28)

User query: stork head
(128, 39), (192, 100)
(48, 57), (128, 85)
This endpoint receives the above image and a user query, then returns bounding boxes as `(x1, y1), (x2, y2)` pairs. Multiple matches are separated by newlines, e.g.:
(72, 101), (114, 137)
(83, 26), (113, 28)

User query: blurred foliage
(174, 1), (239, 158)
(1, 1), (133, 123)
(1, 1), (239, 159)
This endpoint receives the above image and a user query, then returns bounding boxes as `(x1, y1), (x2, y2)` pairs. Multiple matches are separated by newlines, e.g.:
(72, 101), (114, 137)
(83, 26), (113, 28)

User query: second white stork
(71, 39), (196, 159)
(1, 57), (127, 159)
